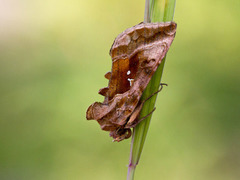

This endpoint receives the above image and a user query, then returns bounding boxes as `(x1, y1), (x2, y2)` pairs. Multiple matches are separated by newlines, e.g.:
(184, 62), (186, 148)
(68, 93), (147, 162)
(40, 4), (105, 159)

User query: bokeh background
(0, 0), (239, 179)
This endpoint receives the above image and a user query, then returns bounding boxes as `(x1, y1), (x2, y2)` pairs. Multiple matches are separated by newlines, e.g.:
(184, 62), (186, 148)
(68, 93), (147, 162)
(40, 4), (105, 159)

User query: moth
(86, 22), (177, 142)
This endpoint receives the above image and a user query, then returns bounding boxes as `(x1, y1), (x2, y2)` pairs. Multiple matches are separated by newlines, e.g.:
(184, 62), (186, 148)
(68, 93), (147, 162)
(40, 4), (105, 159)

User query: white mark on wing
(127, 70), (131, 75)
(128, 78), (134, 86)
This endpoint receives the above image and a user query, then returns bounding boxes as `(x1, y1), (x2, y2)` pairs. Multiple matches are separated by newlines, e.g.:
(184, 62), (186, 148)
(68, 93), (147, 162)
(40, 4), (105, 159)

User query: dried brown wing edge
(86, 22), (177, 141)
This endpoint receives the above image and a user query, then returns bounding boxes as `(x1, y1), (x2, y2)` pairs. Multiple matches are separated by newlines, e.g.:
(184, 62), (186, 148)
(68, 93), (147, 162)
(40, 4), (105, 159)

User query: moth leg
(134, 107), (156, 125)
(125, 83), (167, 128)
(142, 83), (168, 103)
(125, 106), (156, 128)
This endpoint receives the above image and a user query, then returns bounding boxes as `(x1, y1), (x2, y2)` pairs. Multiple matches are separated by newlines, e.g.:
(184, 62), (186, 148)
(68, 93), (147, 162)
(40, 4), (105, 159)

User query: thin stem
(127, 0), (176, 180)
(127, 2), (151, 178)
(144, 0), (151, 23)
(127, 133), (136, 180)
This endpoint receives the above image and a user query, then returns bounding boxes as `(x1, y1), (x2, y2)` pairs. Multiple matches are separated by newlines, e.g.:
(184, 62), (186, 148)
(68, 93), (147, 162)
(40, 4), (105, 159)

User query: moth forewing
(86, 22), (177, 141)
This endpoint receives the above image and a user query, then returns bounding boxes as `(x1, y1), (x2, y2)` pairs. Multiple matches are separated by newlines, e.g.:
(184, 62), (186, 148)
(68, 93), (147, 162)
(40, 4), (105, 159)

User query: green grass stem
(127, 0), (176, 179)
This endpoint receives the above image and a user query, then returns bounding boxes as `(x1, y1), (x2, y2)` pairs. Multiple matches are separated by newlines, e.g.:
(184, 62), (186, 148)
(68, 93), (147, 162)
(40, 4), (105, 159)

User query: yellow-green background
(0, 0), (239, 179)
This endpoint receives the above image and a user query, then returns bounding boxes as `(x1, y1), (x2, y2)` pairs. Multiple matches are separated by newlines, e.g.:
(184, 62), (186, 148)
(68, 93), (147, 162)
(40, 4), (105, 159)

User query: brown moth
(86, 22), (177, 142)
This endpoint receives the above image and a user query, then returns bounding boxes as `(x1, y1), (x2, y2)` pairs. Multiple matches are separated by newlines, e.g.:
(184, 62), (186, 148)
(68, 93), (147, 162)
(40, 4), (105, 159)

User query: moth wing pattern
(86, 22), (177, 142)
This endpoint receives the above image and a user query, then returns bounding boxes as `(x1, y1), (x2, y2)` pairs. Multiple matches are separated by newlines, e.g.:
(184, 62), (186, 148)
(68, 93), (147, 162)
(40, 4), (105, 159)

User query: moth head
(110, 128), (132, 142)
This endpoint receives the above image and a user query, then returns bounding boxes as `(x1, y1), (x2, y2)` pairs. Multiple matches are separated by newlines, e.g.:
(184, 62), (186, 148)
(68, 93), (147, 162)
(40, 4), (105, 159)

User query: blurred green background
(0, 0), (239, 179)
